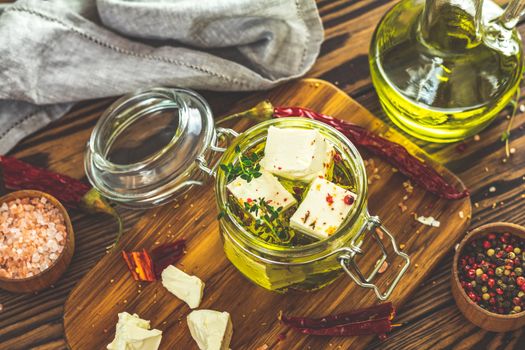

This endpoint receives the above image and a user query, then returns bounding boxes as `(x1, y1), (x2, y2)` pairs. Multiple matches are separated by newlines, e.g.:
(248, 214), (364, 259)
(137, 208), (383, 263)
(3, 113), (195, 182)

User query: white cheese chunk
(187, 310), (233, 350)
(161, 265), (204, 309)
(260, 126), (334, 182)
(416, 215), (440, 227)
(226, 171), (296, 218)
(107, 312), (162, 350)
(290, 177), (357, 240)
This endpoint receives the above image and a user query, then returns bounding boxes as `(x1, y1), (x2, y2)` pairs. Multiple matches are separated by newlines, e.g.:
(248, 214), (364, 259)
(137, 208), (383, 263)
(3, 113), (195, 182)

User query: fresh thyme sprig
(219, 145), (263, 182)
(244, 197), (290, 243)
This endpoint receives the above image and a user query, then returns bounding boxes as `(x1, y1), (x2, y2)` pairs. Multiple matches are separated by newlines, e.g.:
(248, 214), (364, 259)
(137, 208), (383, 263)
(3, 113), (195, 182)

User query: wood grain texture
(63, 79), (471, 349)
(0, 0), (524, 349)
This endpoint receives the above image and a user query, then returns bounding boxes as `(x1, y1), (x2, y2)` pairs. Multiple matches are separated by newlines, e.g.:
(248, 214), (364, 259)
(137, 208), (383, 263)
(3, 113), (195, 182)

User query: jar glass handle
(196, 127), (239, 177)
(338, 215), (410, 300)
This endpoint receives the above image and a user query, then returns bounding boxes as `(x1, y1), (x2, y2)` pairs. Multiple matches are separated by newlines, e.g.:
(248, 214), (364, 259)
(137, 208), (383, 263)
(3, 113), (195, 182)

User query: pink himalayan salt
(0, 196), (67, 279)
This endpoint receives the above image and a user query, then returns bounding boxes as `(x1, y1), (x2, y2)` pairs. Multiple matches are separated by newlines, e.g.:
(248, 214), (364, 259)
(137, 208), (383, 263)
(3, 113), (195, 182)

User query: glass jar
(85, 87), (410, 300)
(85, 87), (236, 208)
(215, 118), (409, 300)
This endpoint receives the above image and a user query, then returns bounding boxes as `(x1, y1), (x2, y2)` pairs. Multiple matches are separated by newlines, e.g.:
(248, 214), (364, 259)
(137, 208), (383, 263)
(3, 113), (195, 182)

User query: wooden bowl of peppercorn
(452, 222), (525, 332)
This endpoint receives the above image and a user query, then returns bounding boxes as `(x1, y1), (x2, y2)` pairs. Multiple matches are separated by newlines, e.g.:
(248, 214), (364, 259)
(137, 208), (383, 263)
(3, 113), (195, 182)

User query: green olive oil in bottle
(369, 0), (524, 142)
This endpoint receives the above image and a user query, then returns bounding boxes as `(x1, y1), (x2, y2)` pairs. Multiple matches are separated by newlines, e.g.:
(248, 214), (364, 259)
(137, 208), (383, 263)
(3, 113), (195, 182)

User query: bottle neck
(498, 0), (525, 29)
(420, 0), (484, 51)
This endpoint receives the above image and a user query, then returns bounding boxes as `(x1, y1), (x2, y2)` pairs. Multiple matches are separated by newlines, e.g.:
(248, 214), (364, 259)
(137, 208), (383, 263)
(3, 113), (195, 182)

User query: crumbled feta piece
(226, 171), (296, 218)
(107, 312), (162, 350)
(187, 310), (233, 350)
(416, 216), (440, 227)
(260, 126), (334, 182)
(290, 177), (357, 240)
(161, 265), (204, 309)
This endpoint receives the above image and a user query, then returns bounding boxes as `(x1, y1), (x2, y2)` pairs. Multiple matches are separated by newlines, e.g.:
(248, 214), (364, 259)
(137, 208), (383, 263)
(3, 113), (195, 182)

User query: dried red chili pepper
(219, 101), (469, 200)
(280, 302), (394, 329)
(122, 249), (156, 282)
(0, 155), (123, 245)
(279, 303), (398, 338)
(294, 317), (393, 336)
(150, 239), (186, 278)
(123, 240), (187, 281)
(272, 106), (469, 200)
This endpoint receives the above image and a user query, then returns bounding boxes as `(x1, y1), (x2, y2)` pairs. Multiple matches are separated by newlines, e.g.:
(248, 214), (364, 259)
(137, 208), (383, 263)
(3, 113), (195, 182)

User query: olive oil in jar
(369, 0), (524, 142)
(223, 141), (357, 248)
(218, 134), (363, 293)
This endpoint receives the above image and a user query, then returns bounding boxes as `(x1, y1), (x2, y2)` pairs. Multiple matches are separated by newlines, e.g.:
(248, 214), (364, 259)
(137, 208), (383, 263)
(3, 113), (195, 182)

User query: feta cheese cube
(187, 310), (233, 350)
(260, 126), (334, 182)
(107, 312), (162, 350)
(161, 265), (204, 309)
(290, 177), (357, 240)
(226, 171), (296, 218)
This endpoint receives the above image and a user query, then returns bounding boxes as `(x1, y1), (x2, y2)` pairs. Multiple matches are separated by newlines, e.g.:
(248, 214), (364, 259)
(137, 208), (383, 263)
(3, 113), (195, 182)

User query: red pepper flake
(334, 153), (342, 163)
(150, 239), (186, 278)
(326, 194), (334, 205)
(378, 261), (389, 274)
(122, 249), (156, 282)
(302, 210), (311, 224)
(122, 239), (186, 281)
(344, 195), (354, 205)
(246, 198), (253, 204)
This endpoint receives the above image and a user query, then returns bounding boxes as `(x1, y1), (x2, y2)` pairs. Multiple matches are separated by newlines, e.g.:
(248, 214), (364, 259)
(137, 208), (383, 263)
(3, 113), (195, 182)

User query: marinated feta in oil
(221, 126), (358, 247)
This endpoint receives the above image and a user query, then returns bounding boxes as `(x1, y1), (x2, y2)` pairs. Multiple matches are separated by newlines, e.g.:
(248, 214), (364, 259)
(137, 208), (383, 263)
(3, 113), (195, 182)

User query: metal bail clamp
(196, 127), (239, 178)
(338, 215), (410, 300)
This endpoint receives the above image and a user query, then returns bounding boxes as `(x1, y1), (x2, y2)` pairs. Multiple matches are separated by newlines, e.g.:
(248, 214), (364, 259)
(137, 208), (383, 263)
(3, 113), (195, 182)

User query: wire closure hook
(196, 127), (239, 177)
(338, 215), (410, 300)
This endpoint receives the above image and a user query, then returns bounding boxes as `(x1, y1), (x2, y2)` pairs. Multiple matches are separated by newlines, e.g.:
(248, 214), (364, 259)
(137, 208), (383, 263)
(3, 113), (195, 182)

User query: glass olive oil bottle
(370, 0), (524, 142)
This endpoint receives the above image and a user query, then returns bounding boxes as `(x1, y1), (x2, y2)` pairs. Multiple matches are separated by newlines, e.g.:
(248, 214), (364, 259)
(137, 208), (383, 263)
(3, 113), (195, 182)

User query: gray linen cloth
(0, 0), (323, 153)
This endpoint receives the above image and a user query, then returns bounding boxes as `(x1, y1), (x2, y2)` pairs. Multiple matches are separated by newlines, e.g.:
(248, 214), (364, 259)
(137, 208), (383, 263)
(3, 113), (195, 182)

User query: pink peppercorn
(343, 195), (354, 205)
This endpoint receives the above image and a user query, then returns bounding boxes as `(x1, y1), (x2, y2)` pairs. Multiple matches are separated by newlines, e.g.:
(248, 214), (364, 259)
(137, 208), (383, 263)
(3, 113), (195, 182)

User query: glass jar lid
(85, 87), (225, 208)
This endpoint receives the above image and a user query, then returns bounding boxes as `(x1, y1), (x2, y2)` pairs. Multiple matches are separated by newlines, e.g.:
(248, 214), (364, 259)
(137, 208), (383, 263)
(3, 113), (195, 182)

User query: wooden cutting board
(63, 79), (471, 350)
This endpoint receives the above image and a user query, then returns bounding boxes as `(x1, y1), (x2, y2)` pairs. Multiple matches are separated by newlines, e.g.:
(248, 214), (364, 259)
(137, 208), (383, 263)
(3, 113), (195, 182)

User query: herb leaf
(219, 150), (263, 183)
(240, 197), (291, 243)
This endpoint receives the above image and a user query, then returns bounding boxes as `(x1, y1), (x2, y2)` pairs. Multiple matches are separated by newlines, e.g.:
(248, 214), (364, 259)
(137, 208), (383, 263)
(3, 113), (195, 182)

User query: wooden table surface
(0, 0), (524, 349)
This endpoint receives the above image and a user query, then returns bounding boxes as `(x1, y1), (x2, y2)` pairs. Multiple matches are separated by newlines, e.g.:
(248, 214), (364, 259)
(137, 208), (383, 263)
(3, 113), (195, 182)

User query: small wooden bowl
(452, 222), (525, 332)
(0, 190), (75, 293)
